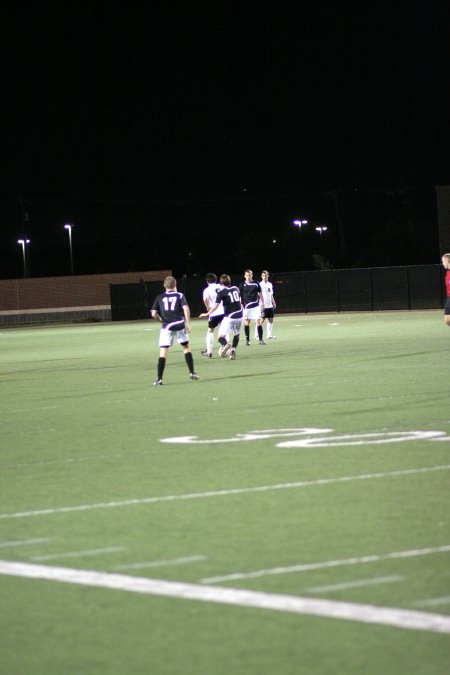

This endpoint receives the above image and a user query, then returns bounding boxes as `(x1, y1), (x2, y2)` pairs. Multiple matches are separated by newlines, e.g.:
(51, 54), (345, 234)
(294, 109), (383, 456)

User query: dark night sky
(2, 1), (450, 278)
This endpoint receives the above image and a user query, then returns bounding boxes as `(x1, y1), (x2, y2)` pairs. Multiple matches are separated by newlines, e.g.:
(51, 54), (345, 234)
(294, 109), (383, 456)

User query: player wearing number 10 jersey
(151, 276), (199, 385)
(200, 274), (243, 360)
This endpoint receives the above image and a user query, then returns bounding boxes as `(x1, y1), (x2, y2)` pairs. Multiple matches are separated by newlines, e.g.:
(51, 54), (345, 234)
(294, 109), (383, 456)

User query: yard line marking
(200, 545), (450, 584)
(415, 596), (450, 608)
(31, 547), (126, 562)
(306, 575), (404, 593)
(0, 561), (449, 635)
(114, 555), (207, 571)
(1, 464), (449, 520)
(0, 538), (52, 549)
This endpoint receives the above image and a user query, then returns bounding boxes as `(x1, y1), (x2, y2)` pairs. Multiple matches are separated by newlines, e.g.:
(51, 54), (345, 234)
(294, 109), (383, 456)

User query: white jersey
(203, 283), (224, 317)
(260, 280), (275, 308)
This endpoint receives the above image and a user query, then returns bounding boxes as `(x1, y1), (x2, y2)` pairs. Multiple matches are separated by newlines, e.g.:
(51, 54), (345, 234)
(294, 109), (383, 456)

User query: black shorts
(262, 308), (275, 319)
(444, 298), (450, 315)
(208, 314), (224, 329)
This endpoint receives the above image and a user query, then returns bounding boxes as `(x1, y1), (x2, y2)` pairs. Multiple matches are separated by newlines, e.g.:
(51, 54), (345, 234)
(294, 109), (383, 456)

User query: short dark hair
(220, 274), (231, 286)
(205, 273), (217, 283)
(164, 276), (177, 289)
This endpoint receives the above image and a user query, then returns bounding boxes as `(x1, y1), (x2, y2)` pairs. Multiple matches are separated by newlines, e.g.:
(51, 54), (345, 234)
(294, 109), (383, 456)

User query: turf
(0, 311), (449, 674)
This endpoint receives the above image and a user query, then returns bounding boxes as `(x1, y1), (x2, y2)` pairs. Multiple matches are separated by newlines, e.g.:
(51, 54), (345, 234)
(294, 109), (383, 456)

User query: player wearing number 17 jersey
(151, 276), (199, 385)
(200, 274), (243, 360)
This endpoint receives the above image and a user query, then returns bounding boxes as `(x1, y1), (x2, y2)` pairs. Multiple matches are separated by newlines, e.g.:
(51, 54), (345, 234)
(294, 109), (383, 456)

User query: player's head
(205, 273), (217, 284)
(163, 276), (177, 290)
(261, 270), (269, 280)
(442, 254), (450, 269)
(244, 269), (253, 280)
(220, 274), (231, 287)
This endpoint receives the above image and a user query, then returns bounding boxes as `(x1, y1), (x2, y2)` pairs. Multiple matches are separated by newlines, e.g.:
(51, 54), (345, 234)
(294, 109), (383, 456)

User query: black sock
(185, 351), (194, 373)
(245, 325), (250, 340)
(157, 357), (166, 380)
(232, 335), (240, 349)
(218, 336), (227, 346)
(257, 325), (263, 340)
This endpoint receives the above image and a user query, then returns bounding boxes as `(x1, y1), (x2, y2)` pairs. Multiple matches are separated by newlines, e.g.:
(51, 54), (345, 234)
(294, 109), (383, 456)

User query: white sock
(206, 332), (214, 353)
(267, 323), (273, 338)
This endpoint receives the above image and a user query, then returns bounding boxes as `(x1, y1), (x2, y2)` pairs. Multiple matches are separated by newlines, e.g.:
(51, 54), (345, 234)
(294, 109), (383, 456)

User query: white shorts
(159, 327), (189, 348)
(243, 306), (261, 321)
(219, 316), (243, 338)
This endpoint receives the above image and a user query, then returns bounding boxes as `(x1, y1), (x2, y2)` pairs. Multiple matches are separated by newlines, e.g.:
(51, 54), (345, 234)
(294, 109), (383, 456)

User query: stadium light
(64, 224), (74, 275)
(315, 226), (328, 236)
(17, 238), (30, 277)
(293, 219), (308, 228)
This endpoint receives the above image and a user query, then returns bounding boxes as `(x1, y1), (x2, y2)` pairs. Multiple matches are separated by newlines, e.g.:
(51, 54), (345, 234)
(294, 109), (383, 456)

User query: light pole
(17, 239), (30, 277)
(64, 224), (74, 275)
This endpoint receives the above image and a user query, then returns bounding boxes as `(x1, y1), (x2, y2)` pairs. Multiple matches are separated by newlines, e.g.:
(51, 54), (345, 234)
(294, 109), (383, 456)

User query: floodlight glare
(64, 224), (74, 275)
(17, 238), (30, 277)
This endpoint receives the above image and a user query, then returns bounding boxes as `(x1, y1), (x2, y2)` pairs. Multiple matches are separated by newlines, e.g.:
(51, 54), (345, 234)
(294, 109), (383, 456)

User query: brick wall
(0, 270), (171, 311)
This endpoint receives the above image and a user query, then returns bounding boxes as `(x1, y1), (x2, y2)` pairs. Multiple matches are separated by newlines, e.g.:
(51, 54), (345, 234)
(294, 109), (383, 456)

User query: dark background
(2, 1), (450, 279)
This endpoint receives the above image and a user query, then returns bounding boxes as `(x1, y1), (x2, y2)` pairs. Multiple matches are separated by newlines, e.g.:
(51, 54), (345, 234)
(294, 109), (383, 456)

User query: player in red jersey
(442, 253), (450, 326)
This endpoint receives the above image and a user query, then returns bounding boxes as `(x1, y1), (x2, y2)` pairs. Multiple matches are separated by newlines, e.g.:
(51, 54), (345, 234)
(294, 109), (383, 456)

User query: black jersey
(215, 285), (243, 319)
(152, 291), (187, 330)
(239, 281), (261, 309)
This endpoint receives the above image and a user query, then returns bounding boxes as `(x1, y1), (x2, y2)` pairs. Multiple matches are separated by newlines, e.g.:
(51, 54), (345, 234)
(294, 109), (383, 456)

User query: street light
(293, 219), (308, 228)
(17, 239), (30, 277)
(315, 226), (328, 236)
(64, 224), (74, 275)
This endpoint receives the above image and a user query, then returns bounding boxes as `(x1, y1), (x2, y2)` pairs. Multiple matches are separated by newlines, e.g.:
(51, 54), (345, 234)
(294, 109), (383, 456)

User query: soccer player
(151, 276), (199, 385)
(259, 270), (277, 338)
(200, 273), (224, 358)
(239, 269), (265, 345)
(200, 274), (243, 360)
(442, 253), (450, 326)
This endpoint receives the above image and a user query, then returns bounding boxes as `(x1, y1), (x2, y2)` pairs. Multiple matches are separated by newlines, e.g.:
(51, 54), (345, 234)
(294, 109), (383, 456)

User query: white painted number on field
(160, 428), (449, 448)
(160, 428), (332, 445)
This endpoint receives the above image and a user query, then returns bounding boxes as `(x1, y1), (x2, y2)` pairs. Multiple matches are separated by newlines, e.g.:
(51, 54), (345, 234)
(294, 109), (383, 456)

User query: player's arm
(151, 309), (162, 322)
(256, 282), (263, 306)
(199, 302), (219, 318)
(183, 304), (192, 332)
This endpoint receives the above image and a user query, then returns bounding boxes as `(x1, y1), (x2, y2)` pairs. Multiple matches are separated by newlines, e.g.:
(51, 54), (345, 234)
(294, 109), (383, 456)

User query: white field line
(306, 575), (404, 593)
(200, 545), (450, 584)
(1, 464), (449, 520)
(32, 547), (126, 562)
(415, 596), (450, 608)
(0, 538), (52, 549)
(113, 555), (207, 571)
(0, 560), (449, 635)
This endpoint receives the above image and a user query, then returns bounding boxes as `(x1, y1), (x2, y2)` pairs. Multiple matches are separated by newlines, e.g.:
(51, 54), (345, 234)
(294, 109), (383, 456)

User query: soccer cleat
(259, 339), (267, 345)
(219, 343), (232, 358)
(229, 348), (236, 360)
(245, 340), (251, 346)
(190, 372), (200, 380)
(153, 379), (163, 386)
(268, 335), (277, 339)
(201, 350), (212, 358)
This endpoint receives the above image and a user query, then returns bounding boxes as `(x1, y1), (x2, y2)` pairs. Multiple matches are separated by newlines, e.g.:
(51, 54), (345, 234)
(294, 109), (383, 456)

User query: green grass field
(1, 311), (449, 674)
